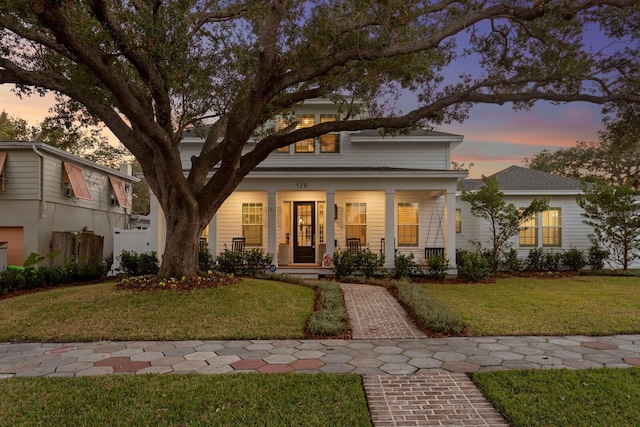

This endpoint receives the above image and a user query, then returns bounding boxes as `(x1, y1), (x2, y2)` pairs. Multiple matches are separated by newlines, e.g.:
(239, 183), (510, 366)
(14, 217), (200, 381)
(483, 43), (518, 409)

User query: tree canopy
(1, 0), (639, 276)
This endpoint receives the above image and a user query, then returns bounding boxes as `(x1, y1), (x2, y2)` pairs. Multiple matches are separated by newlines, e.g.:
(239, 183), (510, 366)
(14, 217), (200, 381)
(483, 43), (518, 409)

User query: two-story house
(149, 99), (467, 276)
(0, 141), (138, 266)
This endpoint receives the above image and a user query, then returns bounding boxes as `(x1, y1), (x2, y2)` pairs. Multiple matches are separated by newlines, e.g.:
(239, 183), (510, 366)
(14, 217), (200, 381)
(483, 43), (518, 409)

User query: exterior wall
(456, 194), (594, 258)
(215, 191), (269, 252)
(0, 201), (40, 265)
(0, 226), (25, 265)
(0, 147), (134, 262)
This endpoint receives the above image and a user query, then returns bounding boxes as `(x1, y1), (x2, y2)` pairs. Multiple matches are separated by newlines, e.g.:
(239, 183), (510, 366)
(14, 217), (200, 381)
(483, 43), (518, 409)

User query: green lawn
(0, 279), (315, 342)
(0, 373), (371, 427)
(473, 368), (640, 427)
(421, 275), (640, 336)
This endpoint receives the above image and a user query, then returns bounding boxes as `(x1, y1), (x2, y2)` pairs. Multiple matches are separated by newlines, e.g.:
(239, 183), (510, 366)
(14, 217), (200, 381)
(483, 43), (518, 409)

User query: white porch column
(384, 189), (395, 269)
(445, 190), (456, 266)
(325, 189), (336, 256)
(267, 190), (277, 263)
(208, 213), (217, 256)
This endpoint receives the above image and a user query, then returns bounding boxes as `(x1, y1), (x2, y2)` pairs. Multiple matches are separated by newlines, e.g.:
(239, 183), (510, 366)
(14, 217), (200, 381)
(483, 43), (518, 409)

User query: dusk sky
(0, 85), (602, 178)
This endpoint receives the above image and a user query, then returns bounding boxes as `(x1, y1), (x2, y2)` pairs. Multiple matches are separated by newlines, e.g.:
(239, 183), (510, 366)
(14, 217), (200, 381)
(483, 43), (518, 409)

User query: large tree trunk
(159, 201), (206, 278)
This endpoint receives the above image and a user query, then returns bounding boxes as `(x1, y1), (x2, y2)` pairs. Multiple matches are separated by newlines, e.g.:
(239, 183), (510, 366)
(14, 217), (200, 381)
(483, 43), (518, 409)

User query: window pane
(318, 202), (325, 244)
(346, 203), (366, 244)
(242, 203), (263, 246)
(295, 114), (315, 153)
(455, 208), (462, 234)
(519, 211), (538, 247)
(542, 208), (561, 247)
(398, 203), (419, 247)
(320, 114), (340, 153)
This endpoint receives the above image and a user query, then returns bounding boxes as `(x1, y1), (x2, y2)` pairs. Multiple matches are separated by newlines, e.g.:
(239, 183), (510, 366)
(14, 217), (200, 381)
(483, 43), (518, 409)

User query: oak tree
(1, 1), (639, 276)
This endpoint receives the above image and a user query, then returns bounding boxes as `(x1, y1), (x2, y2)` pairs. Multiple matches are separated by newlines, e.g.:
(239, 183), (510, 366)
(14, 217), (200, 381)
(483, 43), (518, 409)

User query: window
(0, 152), (6, 191)
(398, 202), (419, 247)
(275, 118), (290, 153)
(242, 203), (263, 246)
(63, 162), (92, 200)
(455, 208), (462, 234)
(295, 114), (315, 153)
(542, 208), (562, 247)
(320, 114), (340, 153)
(345, 203), (366, 244)
(519, 208), (562, 248)
(109, 177), (131, 208)
(318, 202), (325, 244)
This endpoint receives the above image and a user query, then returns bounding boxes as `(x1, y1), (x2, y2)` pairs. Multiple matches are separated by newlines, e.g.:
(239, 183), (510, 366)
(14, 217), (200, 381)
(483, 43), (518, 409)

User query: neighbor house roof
(461, 165), (584, 192)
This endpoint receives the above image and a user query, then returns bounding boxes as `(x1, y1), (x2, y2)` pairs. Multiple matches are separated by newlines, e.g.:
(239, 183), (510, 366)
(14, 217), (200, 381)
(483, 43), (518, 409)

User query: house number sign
(296, 182), (308, 189)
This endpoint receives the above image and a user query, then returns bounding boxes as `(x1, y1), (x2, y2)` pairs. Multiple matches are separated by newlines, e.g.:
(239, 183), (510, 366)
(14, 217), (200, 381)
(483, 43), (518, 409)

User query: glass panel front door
(293, 201), (315, 263)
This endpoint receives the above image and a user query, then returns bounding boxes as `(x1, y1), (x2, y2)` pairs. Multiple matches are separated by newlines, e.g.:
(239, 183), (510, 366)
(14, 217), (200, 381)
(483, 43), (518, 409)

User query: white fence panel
(109, 228), (151, 275)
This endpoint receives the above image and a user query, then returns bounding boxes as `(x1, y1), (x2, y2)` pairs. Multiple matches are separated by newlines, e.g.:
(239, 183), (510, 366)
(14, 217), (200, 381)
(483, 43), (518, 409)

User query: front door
(293, 202), (315, 263)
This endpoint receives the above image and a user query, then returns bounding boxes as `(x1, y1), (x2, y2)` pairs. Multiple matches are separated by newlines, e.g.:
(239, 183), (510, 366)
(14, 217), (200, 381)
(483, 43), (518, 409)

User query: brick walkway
(342, 283), (508, 426)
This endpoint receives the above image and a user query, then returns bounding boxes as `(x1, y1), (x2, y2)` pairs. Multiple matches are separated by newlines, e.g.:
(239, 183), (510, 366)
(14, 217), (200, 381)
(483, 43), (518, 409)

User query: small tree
(461, 176), (549, 275)
(577, 181), (640, 270)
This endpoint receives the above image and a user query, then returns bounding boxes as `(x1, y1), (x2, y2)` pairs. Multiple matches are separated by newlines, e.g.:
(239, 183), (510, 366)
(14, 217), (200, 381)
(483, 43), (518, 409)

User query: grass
(421, 275), (640, 336)
(473, 368), (640, 427)
(0, 373), (371, 427)
(0, 279), (315, 342)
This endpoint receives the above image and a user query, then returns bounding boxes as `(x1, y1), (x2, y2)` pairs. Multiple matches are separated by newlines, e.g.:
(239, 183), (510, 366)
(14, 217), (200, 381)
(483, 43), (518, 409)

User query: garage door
(0, 227), (25, 266)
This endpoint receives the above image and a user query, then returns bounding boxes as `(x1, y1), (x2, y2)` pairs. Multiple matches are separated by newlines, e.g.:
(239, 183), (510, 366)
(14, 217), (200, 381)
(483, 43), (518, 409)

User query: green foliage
(501, 248), (523, 272)
(392, 252), (422, 279)
(425, 255), (449, 280)
(577, 181), (640, 270)
(0, 261), (106, 295)
(462, 176), (549, 274)
(395, 281), (463, 335)
(332, 249), (383, 279)
(588, 245), (610, 270)
(306, 281), (349, 337)
(525, 248), (563, 272)
(23, 250), (62, 268)
(198, 247), (215, 271)
(561, 247), (587, 271)
(117, 251), (160, 276)
(214, 249), (273, 277)
(456, 249), (491, 282)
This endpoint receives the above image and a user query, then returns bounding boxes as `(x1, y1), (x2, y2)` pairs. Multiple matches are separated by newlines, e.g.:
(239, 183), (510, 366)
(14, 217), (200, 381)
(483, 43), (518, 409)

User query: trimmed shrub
(501, 248), (522, 272)
(456, 250), (491, 282)
(561, 247), (587, 271)
(392, 252), (421, 279)
(118, 251), (159, 276)
(198, 248), (215, 271)
(243, 248), (273, 276)
(305, 281), (349, 337)
(395, 280), (463, 335)
(588, 245), (609, 270)
(332, 250), (357, 279)
(425, 255), (449, 280)
(355, 249), (384, 278)
(525, 248), (545, 271)
(215, 250), (244, 275)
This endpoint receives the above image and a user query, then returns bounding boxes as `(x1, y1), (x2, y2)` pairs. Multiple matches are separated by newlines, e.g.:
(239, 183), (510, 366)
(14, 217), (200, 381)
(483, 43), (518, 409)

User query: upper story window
(295, 115), (315, 153)
(274, 113), (340, 155)
(320, 114), (340, 153)
(397, 202), (419, 247)
(0, 152), (6, 191)
(63, 162), (92, 200)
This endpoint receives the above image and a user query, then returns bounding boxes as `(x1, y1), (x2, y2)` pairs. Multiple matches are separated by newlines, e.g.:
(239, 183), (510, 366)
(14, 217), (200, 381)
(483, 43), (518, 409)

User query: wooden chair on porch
(347, 238), (361, 255)
(231, 237), (245, 253)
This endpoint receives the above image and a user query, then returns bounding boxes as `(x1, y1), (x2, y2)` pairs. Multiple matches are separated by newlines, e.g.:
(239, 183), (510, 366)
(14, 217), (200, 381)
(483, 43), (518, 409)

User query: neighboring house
(149, 99), (468, 275)
(456, 165), (592, 259)
(0, 141), (138, 266)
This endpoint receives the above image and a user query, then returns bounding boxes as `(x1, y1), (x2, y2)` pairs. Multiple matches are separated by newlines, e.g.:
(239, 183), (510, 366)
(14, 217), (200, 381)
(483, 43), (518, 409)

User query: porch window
(519, 212), (538, 247)
(63, 162), (92, 200)
(0, 152), (6, 191)
(345, 202), (366, 245)
(455, 208), (462, 234)
(542, 208), (562, 247)
(319, 114), (340, 153)
(318, 202), (325, 244)
(109, 176), (131, 208)
(242, 202), (263, 247)
(295, 114), (315, 153)
(397, 202), (419, 247)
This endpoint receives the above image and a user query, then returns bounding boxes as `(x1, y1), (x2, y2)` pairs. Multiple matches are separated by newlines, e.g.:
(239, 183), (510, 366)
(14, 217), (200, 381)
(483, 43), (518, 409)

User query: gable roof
(462, 165), (584, 192)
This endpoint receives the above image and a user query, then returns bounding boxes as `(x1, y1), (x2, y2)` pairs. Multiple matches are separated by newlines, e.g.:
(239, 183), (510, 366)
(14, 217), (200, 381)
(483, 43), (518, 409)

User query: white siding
(215, 191), (268, 253)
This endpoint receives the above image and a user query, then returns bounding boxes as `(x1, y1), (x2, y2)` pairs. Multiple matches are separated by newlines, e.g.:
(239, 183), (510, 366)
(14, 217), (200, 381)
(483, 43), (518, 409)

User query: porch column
(208, 213), (217, 256)
(445, 190), (456, 267)
(385, 189), (395, 269)
(267, 190), (277, 264)
(325, 189), (335, 256)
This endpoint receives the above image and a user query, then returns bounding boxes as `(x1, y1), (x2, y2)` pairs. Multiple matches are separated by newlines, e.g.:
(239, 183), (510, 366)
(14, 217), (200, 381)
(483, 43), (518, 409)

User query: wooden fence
(50, 232), (104, 266)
